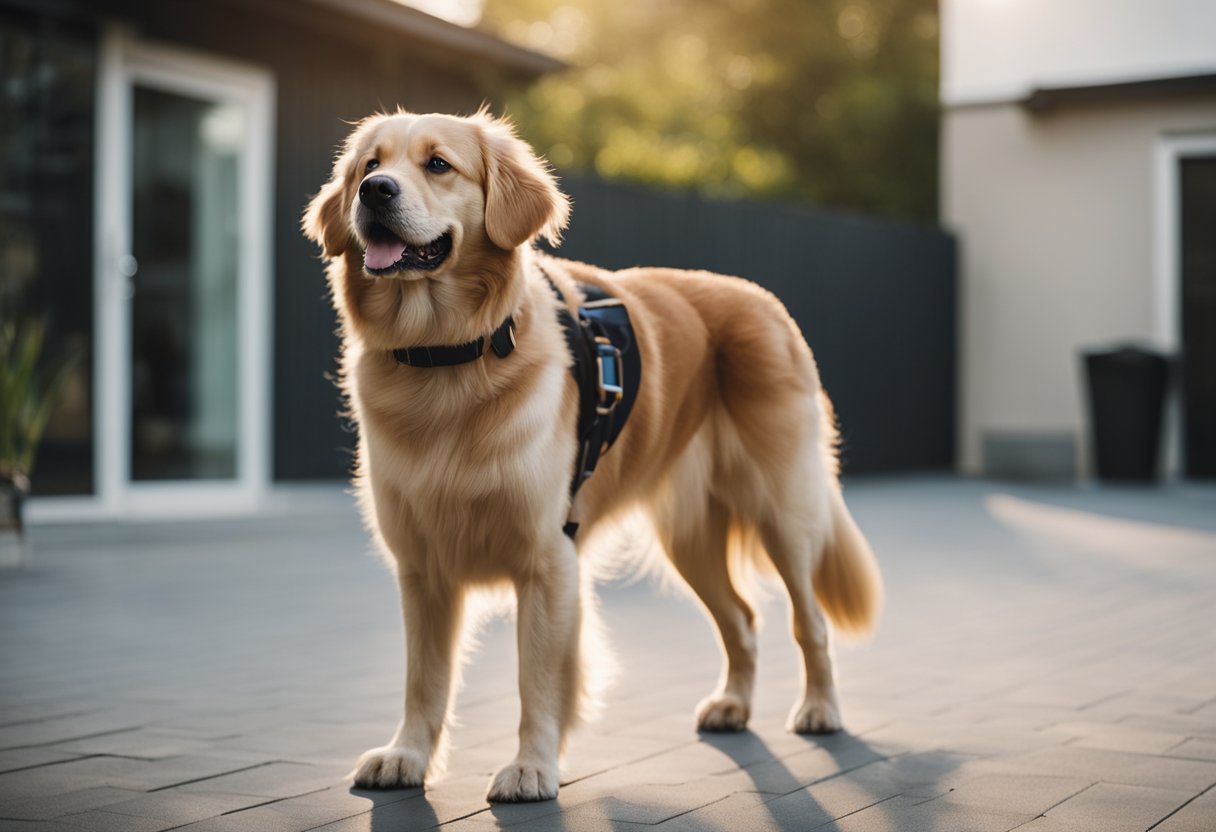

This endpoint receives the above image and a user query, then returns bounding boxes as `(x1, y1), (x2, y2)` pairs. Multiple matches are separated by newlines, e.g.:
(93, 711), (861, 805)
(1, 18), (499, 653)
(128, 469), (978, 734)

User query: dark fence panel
(551, 177), (957, 474)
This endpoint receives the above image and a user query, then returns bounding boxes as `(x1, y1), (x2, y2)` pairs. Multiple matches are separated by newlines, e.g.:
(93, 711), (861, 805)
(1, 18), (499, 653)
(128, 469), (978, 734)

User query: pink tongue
(365, 237), (407, 270)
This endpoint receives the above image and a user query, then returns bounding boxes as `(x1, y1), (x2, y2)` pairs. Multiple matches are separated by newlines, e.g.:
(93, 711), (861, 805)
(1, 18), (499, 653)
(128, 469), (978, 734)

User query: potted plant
(1, 318), (75, 567)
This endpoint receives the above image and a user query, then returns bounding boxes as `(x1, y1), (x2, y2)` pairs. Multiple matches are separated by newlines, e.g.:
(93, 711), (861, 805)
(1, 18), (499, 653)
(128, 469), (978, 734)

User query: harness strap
(540, 267), (642, 539)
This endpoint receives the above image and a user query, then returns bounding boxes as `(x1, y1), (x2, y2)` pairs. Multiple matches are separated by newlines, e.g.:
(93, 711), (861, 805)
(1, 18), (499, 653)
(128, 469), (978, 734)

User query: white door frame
(1153, 131), (1216, 480)
(33, 27), (274, 520)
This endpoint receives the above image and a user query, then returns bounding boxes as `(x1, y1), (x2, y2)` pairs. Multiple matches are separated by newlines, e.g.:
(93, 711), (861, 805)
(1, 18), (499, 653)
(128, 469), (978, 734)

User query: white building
(941, 0), (1216, 480)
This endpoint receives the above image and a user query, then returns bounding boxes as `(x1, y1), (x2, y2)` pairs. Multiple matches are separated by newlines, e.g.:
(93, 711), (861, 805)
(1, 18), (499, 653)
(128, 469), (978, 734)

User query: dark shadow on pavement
(486, 798), (575, 831)
(697, 728), (898, 828)
(352, 785), (441, 831)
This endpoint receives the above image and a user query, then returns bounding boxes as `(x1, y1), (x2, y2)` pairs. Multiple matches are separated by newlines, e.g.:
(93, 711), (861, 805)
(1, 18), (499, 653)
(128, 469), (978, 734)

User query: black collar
(392, 316), (516, 367)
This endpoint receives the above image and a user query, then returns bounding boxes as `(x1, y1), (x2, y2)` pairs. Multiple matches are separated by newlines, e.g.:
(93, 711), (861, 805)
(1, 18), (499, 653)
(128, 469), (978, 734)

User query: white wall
(942, 0), (1216, 106)
(943, 96), (1216, 476)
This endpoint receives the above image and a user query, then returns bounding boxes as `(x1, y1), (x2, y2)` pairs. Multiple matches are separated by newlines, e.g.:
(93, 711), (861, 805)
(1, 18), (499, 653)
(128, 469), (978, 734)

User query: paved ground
(2, 477), (1215, 832)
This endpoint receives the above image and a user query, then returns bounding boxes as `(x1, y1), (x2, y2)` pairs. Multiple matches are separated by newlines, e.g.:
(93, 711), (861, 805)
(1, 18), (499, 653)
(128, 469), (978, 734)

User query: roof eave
(1020, 72), (1216, 113)
(300, 0), (565, 77)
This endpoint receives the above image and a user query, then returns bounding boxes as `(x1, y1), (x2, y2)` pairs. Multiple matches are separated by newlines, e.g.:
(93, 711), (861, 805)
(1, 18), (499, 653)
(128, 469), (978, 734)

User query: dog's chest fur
(349, 340), (576, 564)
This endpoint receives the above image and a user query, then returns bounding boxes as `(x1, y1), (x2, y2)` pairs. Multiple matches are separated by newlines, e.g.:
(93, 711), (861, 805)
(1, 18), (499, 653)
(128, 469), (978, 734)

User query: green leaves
(484, 0), (939, 219)
(0, 318), (77, 480)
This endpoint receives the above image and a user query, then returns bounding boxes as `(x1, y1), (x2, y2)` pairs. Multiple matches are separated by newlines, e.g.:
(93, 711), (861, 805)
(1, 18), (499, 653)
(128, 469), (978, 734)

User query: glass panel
(130, 86), (242, 481)
(0, 10), (97, 496)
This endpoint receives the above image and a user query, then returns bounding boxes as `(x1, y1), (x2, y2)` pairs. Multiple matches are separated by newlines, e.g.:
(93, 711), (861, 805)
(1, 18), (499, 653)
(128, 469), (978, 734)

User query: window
(0, 10), (97, 495)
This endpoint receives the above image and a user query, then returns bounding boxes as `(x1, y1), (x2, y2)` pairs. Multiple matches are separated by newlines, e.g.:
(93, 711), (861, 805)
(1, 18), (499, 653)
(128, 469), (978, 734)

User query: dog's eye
(426, 156), (451, 174)
(365, 159), (380, 173)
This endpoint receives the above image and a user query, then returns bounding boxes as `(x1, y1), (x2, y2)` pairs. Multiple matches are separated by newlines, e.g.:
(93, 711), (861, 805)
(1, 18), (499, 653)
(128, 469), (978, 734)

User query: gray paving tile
(723, 740), (890, 795)
(429, 809), (652, 832)
(924, 726), (1053, 758)
(1189, 700), (1216, 720)
(1167, 737), (1216, 762)
(835, 751), (985, 800)
(1153, 786), (1216, 832)
(816, 794), (1033, 832)
(13, 755), (275, 792)
(1045, 720), (1188, 754)
(0, 786), (144, 821)
(0, 821), (84, 832)
(647, 792), (789, 832)
(663, 770), (908, 832)
(0, 769), (111, 803)
(296, 792), (460, 832)
(465, 794), (575, 828)
(357, 776), (492, 827)
(92, 790), (270, 823)
(263, 784), (420, 817)
(48, 729), (216, 761)
(1036, 782), (1193, 832)
(554, 817), (653, 832)
(52, 810), (172, 832)
(0, 705), (101, 726)
(0, 716), (142, 752)
(0, 750), (84, 776)
(978, 745), (1216, 792)
(1117, 713), (1216, 738)
(567, 740), (739, 789)
(799, 770), (906, 817)
(215, 801), (359, 830)
(926, 773), (1092, 816)
(1080, 691), (1203, 720)
(167, 809), (311, 832)
(176, 762), (347, 798)
(555, 794), (699, 826)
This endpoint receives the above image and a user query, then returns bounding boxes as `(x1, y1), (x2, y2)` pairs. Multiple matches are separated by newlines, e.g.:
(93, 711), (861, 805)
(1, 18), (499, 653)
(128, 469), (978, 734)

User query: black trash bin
(1082, 346), (1170, 482)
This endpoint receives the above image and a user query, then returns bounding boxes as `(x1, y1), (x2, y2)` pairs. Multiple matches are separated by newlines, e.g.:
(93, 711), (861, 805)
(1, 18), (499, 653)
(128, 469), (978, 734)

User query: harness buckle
(593, 336), (623, 416)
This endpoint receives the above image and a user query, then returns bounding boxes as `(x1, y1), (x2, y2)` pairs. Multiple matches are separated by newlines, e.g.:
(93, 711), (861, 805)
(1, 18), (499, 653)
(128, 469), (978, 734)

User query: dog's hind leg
(656, 495), (758, 732)
(487, 535), (582, 803)
(757, 514), (843, 735)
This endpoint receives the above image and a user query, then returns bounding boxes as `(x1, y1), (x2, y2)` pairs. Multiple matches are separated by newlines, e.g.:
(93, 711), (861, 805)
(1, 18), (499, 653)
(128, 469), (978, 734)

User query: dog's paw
(787, 693), (842, 735)
(351, 745), (428, 789)
(695, 692), (751, 732)
(486, 759), (559, 802)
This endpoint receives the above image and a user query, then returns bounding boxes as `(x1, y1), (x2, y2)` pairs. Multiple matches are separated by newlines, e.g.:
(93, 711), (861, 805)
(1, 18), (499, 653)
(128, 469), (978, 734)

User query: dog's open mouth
(363, 223), (452, 274)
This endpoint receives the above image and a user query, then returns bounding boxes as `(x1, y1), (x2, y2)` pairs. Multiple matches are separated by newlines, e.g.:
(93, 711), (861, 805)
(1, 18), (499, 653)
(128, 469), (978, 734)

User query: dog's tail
(813, 486), (882, 638)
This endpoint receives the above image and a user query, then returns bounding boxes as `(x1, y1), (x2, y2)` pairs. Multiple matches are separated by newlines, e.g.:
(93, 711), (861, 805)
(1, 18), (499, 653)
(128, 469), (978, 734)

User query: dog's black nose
(359, 175), (399, 208)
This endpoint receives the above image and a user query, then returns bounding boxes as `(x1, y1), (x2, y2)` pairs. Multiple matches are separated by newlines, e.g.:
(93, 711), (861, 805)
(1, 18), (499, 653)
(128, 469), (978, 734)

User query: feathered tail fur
(812, 487), (882, 637)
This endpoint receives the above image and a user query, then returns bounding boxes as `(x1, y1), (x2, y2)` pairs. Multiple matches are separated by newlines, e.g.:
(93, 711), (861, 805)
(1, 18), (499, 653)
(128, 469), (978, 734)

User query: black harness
(391, 268), (642, 539)
(541, 271), (642, 538)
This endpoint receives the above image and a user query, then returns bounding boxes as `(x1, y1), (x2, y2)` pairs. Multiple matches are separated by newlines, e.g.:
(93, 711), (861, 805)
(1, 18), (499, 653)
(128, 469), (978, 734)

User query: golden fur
(303, 110), (882, 803)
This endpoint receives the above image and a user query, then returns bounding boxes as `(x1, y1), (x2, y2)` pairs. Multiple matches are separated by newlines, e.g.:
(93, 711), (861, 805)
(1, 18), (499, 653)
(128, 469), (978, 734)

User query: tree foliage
(482, 0), (939, 220)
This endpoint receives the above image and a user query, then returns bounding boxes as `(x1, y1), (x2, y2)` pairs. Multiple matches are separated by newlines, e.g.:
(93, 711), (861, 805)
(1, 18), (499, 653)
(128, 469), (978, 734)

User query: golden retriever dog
(303, 109), (881, 803)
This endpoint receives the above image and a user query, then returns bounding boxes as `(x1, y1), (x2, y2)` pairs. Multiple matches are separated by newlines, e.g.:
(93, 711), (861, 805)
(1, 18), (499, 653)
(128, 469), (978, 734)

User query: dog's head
(303, 110), (570, 279)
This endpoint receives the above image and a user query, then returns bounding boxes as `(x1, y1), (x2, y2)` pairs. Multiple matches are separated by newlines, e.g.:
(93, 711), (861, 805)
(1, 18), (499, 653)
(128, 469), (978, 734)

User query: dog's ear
(480, 118), (571, 250)
(302, 144), (357, 258)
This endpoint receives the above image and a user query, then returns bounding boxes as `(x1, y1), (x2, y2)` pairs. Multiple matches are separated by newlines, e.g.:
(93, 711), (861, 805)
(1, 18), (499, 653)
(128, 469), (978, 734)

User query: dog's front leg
(353, 570), (463, 789)
(487, 538), (581, 802)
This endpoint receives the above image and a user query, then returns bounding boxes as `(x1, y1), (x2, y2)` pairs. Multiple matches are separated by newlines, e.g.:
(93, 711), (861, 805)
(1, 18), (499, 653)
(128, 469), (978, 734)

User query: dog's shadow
(697, 728), (893, 826)
(349, 785), (439, 831)
(349, 730), (896, 830)
(351, 785), (583, 832)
